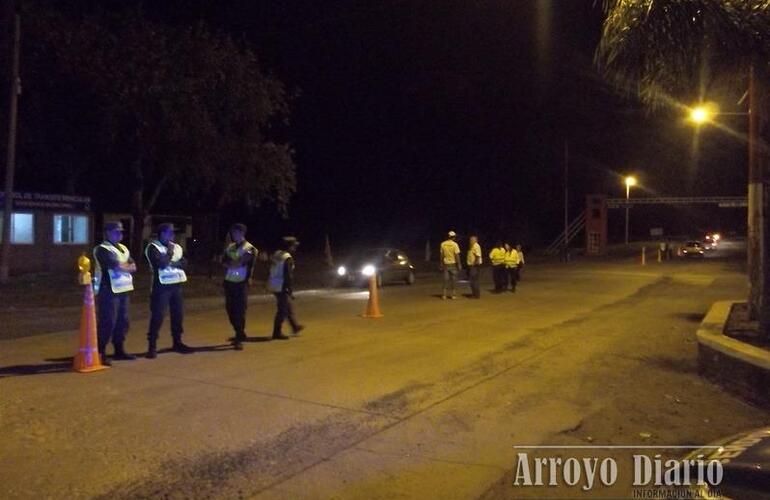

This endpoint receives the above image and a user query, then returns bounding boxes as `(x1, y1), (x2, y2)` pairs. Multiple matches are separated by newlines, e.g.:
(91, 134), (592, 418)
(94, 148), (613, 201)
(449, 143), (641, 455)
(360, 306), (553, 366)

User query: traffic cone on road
(361, 275), (383, 318)
(73, 254), (108, 373)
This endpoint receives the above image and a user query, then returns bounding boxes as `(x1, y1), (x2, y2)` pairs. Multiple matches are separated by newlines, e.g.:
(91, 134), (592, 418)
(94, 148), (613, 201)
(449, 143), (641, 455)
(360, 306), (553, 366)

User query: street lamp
(689, 106), (712, 124)
(624, 175), (637, 245)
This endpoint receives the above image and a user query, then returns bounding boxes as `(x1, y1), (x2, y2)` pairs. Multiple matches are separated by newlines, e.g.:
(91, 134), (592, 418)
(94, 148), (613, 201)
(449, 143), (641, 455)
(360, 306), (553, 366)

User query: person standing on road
(516, 244), (526, 280)
(144, 223), (192, 359)
(268, 236), (305, 340)
(467, 235), (482, 298)
(93, 221), (137, 366)
(504, 242), (522, 292)
(223, 223), (257, 351)
(489, 241), (506, 293)
(439, 231), (462, 300)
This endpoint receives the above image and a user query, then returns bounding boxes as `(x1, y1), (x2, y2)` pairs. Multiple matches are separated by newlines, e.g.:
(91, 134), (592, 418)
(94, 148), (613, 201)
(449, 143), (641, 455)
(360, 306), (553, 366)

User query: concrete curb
(697, 300), (770, 407)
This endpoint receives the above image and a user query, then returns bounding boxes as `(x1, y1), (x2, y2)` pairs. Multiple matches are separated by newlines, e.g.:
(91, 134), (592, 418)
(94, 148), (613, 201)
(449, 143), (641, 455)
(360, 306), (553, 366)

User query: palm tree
(596, 0), (770, 331)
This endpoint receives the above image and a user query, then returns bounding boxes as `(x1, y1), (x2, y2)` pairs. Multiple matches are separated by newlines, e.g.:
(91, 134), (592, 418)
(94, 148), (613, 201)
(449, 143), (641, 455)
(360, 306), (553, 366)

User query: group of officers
(439, 230), (524, 300)
(93, 221), (303, 365)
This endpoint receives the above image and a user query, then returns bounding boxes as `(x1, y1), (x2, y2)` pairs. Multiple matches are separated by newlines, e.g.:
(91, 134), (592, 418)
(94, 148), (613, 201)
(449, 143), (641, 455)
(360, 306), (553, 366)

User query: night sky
(13, 1), (750, 249)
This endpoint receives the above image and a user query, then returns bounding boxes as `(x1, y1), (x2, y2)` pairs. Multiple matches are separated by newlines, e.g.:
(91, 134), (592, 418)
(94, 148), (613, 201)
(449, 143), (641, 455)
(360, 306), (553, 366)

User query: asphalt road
(2, 241), (768, 499)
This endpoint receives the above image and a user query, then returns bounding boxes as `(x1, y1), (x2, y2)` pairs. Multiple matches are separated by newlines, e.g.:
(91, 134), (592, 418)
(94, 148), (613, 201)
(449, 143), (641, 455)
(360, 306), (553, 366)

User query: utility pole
(563, 140), (569, 261)
(0, 10), (20, 284)
(747, 65), (769, 334)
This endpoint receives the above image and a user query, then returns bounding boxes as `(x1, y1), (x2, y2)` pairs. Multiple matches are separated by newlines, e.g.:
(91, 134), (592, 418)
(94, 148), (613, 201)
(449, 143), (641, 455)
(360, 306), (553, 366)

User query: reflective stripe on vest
(489, 248), (506, 266)
(93, 242), (134, 294)
(267, 251), (291, 292)
(224, 242), (256, 283)
(146, 241), (187, 285)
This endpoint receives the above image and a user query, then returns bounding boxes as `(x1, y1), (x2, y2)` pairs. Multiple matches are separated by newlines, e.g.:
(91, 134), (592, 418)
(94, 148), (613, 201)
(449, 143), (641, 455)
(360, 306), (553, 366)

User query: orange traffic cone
(361, 275), (383, 318)
(73, 254), (108, 373)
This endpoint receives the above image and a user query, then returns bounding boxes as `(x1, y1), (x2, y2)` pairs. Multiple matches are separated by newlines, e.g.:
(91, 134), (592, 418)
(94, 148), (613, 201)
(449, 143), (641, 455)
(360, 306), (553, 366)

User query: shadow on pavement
(0, 359), (72, 378)
(226, 336), (273, 343)
(672, 312), (706, 323)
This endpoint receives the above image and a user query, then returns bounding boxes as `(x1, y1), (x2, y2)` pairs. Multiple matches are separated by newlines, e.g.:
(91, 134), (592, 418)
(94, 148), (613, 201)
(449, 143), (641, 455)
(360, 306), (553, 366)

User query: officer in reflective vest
(504, 242), (522, 292)
(268, 236), (304, 340)
(144, 223), (192, 358)
(93, 221), (137, 366)
(488, 241), (506, 293)
(222, 223), (257, 351)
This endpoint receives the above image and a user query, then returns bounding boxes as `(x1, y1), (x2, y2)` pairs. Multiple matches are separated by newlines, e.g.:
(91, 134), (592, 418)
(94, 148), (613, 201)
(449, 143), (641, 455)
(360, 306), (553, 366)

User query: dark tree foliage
(596, 0), (770, 105)
(22, 3), (295, 250)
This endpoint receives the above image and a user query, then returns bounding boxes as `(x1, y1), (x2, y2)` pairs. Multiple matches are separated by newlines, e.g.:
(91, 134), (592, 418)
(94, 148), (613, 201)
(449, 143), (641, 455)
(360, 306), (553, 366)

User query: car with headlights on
(681, 240), (705, 258)
(333, 248), (415, 287)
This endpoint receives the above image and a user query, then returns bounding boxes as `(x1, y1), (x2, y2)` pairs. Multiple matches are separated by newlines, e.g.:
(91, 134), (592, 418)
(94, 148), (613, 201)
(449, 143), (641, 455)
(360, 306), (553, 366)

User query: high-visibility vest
(145, 241), (187, 285)
(267, 251), (291, 292)
(93, 242), (134, 294)
(504, 249), (521, 268)
(224, 241), (256, 283)
(489, 247), (506, 266)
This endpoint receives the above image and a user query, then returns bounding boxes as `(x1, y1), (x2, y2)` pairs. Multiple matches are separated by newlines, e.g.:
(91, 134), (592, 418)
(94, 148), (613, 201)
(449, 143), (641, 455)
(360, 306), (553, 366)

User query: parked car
(682, 427), (770, 498)
(681, 241), (705, 258)
(333, 248), (415, 287)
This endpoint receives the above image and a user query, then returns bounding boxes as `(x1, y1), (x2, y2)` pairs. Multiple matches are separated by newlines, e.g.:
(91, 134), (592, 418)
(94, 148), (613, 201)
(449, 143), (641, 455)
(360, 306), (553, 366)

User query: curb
(697, 300), (770, 407)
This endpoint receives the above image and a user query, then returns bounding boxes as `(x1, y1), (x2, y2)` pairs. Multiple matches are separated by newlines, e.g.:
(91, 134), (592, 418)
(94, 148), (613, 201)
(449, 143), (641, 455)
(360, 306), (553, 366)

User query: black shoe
(233, 340), (244, 351)
(292, 325), (305, 336)
(112, 351), (137, 361)
(146, 345), (157, 359)
(272, 334), (290, 340)
(100, 353), (112, 367)
(172, 342), (194, 353)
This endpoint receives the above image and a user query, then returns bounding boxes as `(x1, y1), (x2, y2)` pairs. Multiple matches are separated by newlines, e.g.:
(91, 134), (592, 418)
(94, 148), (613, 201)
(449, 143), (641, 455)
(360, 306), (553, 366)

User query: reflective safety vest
(145, 241), (187, 285)
(224, 241), (256, 283)
(489, 247), (506, 266)
(267, 251), (291, 292)
(504, 249), (522, 268)
(93, 242), (134, 294)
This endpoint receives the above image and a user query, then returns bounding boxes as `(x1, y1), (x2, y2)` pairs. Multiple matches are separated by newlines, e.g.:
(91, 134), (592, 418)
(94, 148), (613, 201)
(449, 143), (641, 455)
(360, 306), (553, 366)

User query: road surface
(1, 241), (767, 499)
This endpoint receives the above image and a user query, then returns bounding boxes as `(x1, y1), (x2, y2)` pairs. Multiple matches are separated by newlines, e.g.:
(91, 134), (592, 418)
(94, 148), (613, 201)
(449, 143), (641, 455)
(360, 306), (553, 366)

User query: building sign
(0, 192), (91, 212)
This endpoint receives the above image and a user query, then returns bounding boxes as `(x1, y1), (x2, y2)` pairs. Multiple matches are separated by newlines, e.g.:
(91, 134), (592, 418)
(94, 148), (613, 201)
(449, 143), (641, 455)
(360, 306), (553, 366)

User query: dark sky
(17, 1), (751, 248)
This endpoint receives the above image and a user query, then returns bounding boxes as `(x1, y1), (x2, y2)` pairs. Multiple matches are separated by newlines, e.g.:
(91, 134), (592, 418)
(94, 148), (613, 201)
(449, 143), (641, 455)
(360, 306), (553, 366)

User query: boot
(172, 340), (194, 353)
(272, 332), (290, 340)
(292, 325), (305, 336)
(112, 344), (136, 361)
(146, 341), (157, 359)
(99, 351), (112, 367)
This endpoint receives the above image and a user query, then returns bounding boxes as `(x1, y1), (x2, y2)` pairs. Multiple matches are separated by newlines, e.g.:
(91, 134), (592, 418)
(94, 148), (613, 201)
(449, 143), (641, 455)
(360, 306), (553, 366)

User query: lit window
(0, 212), (34, 244)
(54, 214), (88, 244)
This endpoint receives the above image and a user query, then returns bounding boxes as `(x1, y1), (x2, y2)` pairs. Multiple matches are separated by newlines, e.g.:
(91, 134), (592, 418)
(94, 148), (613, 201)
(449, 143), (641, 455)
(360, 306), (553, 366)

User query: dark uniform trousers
(468, 266), (481, 298)
(492, 265), (505, 292)
(224, 280), (248, 340)
(506, 266), (519, 291)
(273, 292), (299, 335)
(97, 290), (130, 353)
(147, 283), (184, 344)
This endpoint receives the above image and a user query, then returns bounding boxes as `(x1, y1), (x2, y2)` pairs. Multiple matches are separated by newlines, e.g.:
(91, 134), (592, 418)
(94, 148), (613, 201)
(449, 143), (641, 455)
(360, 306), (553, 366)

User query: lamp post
(686, 69), (765, 330)
(624, 176), (637, 245)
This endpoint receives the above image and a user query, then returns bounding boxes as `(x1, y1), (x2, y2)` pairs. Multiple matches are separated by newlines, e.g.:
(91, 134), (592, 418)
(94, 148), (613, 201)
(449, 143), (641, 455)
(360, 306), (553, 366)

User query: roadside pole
(0, 11), (20, 284)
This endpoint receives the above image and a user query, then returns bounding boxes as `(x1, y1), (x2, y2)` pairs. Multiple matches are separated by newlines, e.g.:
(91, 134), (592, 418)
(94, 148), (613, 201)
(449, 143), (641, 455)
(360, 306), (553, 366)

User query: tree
(596, 0), (770, 331)
(25, 5), (296, 251)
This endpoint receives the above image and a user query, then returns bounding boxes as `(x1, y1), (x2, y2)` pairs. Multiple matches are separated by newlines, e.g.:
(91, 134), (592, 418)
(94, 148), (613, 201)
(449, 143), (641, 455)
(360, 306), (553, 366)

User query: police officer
(144, 223), (192, 358)
(504, 242), (522, 292)
(467, 234), (482, 298)
(268, 236), (304, 340)
(488, 240), (506, 293)
(93, 221), (137, 366)
(223, 223), (257, 350)
(439, 231), (462, 300)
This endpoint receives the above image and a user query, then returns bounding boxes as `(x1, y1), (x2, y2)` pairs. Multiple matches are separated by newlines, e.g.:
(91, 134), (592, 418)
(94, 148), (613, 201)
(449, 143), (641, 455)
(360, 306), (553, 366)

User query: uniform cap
(157, 223), (175, 233)
(104, 221), (124, 232)
(448, 230), (456, 237)
(282, 236), (299, 246)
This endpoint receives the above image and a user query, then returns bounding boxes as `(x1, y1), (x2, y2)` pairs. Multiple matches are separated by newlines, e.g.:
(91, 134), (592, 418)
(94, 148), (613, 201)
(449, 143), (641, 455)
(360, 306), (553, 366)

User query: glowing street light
(689, 106), (711, 124)
(624, 175), (637, 245)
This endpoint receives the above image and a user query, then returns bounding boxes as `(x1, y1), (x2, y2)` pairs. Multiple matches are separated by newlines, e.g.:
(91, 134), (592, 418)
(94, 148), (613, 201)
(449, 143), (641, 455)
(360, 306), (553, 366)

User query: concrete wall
(7, 211), (92, 275)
